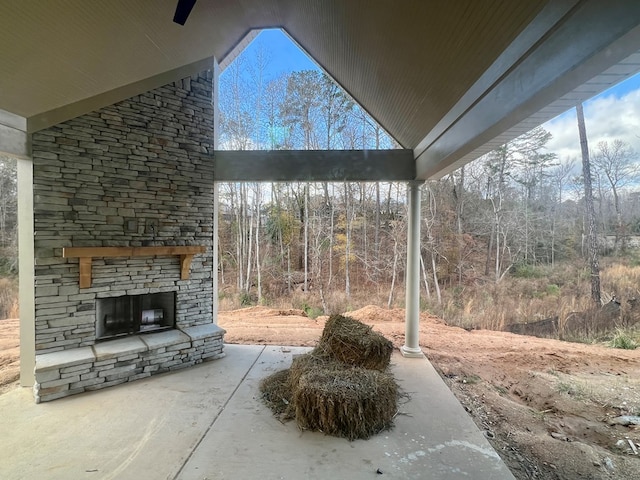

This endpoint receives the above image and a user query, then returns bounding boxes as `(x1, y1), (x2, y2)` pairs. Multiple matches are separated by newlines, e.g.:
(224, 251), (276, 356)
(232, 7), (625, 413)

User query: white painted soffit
(27, 57), (216, 134)
(2, 0), (639, 178)
(438, 49), (640, 179)
(0, 0), (547, 141)
(414, 0), (640, 179)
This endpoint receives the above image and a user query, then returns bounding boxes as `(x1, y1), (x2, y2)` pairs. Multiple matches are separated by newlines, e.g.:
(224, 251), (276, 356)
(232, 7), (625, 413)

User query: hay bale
(259, 369), (295, 420)
(288, 352), (334, 390)
(259, 354), (349, 421)
(315, 314), (393, 371)
(294, 366), (397, 440)
(260, 318), (399, 440)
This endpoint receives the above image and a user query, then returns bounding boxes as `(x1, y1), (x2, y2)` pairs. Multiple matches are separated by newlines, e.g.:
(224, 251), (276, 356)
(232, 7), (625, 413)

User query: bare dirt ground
(218, 305), (640, 480)
(0, 318), (20, 396)
(2, 307), (639, 478)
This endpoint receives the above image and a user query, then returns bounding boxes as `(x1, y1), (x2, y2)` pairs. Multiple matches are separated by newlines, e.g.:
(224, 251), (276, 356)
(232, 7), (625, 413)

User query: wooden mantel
(62, 246), (207, 288)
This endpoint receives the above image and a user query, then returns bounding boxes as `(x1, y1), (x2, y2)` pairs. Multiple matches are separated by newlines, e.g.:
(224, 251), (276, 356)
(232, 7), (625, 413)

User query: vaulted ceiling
(1, 0), (640, 178)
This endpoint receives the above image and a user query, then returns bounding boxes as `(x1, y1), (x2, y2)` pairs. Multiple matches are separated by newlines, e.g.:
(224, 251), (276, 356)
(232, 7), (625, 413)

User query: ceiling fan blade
(173, 0), (197, 25)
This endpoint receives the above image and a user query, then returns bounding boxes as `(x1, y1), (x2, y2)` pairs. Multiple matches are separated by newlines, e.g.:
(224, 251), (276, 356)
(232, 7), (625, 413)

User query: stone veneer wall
(33, 325), (224, 403)
(30, 72), (216, 354)
(29, 71), (227, 402)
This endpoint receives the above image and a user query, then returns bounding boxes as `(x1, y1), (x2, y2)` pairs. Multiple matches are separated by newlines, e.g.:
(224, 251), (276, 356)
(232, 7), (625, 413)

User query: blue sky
(232, 29), (640, 164)
(242, 29), (319, 79)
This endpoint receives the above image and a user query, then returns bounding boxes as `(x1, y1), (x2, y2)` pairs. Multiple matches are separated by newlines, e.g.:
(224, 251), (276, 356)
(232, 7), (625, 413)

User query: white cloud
(543, 88), (640, 163)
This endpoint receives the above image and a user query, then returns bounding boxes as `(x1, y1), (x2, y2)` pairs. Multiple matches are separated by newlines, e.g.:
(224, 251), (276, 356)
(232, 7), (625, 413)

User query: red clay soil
(2, 307), (639, 479)
(219, 305), (640, 480)
(0, 318), (19, 396)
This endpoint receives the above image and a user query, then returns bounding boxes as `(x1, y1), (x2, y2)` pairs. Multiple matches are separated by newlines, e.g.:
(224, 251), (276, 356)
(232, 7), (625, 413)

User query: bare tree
(423, 185), (442, 304)
(576, 103), (601, 307)
(482, 146), (509, 280)
(592, 139), (639, 253)
(253, 183), (263, 302)
(550, 159), (576, 266)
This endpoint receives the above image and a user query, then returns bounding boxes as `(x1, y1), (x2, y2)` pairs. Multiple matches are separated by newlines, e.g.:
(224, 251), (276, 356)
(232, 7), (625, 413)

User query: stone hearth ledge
(33, 324), (226, 403)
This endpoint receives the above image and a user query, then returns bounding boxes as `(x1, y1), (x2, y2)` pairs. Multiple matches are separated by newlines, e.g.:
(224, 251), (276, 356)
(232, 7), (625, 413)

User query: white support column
(401, 181), (425, 358)
(2, 111), (35, 386)
(212, 58), (220, 322)
(17, 156), (35, 385)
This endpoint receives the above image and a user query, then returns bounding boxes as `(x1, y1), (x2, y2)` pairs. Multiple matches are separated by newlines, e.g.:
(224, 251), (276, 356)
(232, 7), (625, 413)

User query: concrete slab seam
(171, 344), (267, 480)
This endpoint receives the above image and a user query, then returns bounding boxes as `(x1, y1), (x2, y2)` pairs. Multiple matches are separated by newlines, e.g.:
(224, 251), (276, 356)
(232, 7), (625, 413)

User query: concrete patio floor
(0, 344), (514, 480)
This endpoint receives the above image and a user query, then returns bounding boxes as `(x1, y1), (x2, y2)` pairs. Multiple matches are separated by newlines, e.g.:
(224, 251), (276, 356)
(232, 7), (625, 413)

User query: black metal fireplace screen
(96, 292), (176, 340)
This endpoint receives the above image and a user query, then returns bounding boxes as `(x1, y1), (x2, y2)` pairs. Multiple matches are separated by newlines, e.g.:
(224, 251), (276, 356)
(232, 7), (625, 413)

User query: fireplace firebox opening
(96, 292), (176, 341)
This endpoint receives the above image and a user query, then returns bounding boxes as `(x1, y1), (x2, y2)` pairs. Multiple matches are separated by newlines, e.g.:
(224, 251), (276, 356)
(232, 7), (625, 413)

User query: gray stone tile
(181, 323), (225, 341)
(93, 336), (147, 360)
(35, 347), (95, 371)
(140, 330), (190, 350)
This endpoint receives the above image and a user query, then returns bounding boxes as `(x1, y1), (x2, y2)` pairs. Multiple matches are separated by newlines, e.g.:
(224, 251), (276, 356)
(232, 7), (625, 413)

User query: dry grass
(601, 262), (640, 295)
(0, 277), (18, 319)
(219, 284), (397, 317)
(439, 280), (567, 332)
(439, 258), (640, 344)
(221, 257), (640, 345)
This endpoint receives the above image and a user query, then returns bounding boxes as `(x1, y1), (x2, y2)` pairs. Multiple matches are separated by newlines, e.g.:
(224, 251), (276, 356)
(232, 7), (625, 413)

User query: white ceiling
(2, 0), (640, 178)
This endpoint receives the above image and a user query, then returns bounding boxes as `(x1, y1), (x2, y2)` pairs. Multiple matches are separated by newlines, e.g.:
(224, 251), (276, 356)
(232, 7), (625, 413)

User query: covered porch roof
(2, 1), (640, 178)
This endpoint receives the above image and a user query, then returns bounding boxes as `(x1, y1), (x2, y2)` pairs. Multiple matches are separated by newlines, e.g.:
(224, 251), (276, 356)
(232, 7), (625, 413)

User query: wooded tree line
(217, 58), (640, 307)
(0, 155), (17, 250)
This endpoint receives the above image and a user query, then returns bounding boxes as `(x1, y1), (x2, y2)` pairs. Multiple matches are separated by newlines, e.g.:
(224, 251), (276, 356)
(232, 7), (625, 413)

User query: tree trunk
(375, 182), (381, 260)
(495, 214), (501, 282)
(431, 253), (442, 305)
(420, 253), (431, 301)
(485, 227), (494, 277)
(254, 184), (262, 302)
(287, 246), (291, 294)
(232, 184), (244, 291)
(328, 191), (334, 287)
(612, 185), (622, 254)
(387, 237), (398, 308)
(244, 188), (253, 294)
(576, 103), (601, 307)
(361, 183), (367, 273)
(455, 166), (465, 285)
(304, 184), (309, 292)
(345, 181), (351, 298)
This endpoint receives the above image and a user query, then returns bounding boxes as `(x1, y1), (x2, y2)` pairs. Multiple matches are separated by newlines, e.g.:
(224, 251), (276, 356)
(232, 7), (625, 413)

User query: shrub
(239, 291), (253, 306)
(302, 303), (323, 319)
(609, 329), (638, 350)
(546, 284), (561, 296)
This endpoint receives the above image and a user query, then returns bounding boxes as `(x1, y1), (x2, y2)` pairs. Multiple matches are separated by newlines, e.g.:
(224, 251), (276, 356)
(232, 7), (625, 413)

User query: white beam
(0, 110), (29, 158)
(214, 149), (415, 182)
(219, 30), (260, 72)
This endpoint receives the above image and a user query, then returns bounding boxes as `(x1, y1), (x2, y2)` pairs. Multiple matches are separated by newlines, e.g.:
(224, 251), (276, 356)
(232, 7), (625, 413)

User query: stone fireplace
(29, 70), (225, 402)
